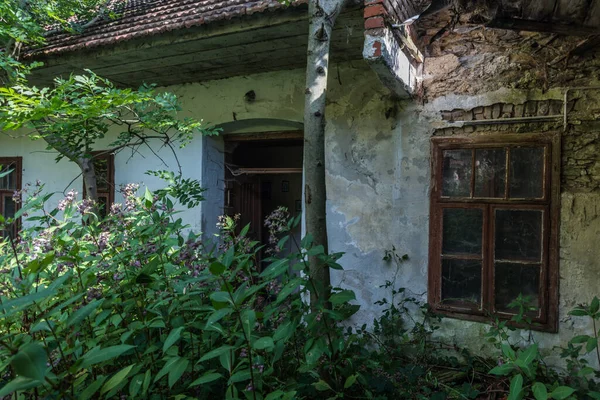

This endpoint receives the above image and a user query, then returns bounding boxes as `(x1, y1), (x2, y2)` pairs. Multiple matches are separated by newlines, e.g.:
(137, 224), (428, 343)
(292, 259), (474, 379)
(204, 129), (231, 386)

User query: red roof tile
(28, 0), (306, 57)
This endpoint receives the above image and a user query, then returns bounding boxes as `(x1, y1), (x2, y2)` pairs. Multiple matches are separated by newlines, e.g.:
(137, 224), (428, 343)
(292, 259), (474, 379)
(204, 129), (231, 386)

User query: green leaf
(11, 342), (47, 381)
(344, 375), (357, 389)
(189, 372), (223, 387)
(209, 262), (226, 276)
(307, 245), (325, 257)
(517, 343), (538, 365)
(0, 377), (42, 397)
(101, 364), (134, 395)
(163, 327), (184, 353)
(80, 345), (136, 368)
(330, 290), (356, 305)
(66, 299), (103, 327)
(532, 382), (548, 400)
(489, 363), (515, 376)
(155, 357), (181, 382)
(501, 343), (516, 360)
(129, 373), (145, 398)
(207, 307), (234, 326)
(80, 376), (106, 400)
(550, 386), (575, 400)
(199, 345), (235, 362)
(240, 309), (256, 337)
(314, 380), (332, 392)
(570, 335), (591, 344)
(210, 291), (233, 304)
(569, 308), (588, 317)
(168, 357), (189, 388)
(276, 278), (303, 304)
(260, 259), (289, 279)
(507, 374), (523, 400)
(223, 246), (235, 268)
(586, 337), (598, 353)
(228, 370), (251, 384)
(588, 391), (600, 400)
(253, 337), (275, 351)
(591, 296), (599, 314)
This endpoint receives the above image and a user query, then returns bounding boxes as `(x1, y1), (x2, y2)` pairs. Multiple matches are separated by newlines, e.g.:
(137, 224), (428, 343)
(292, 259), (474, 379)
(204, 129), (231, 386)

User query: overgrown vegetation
(0, 176), (599, 399)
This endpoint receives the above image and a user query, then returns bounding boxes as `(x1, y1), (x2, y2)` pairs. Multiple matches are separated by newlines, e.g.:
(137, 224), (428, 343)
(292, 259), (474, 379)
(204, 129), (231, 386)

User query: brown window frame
(0, 157), (22, 239)
(428, 133), (560, 332)
(82, 152), (115, 218)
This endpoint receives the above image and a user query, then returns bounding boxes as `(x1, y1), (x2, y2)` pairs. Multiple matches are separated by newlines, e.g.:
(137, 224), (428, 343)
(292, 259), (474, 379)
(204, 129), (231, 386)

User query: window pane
(442, 259), (481, 306)
(95, 158), (110, 191)
(442, 149), (472, 197)
(495, 209), (542, 261)
(3, 196), (15, 219)
(495, 262), (540, 313)
(0, 163), (17, 190)
(475, 148), (506, 198)
(442, 208), (483, 255)
(509, 147), (544, 198)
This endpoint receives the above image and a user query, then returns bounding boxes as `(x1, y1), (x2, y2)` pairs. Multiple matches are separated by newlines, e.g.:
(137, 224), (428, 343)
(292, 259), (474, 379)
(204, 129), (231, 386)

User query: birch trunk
(304, 0), (347, 307)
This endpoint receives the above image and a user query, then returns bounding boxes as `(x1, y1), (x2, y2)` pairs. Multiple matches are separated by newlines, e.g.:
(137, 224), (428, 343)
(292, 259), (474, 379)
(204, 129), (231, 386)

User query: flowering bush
(0, 181), (383, 399)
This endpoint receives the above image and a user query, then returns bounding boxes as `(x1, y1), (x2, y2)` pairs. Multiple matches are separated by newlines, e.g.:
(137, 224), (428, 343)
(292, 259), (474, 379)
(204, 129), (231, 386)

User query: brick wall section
(433, 98), (600, 192)
(364, 0), (422, 31)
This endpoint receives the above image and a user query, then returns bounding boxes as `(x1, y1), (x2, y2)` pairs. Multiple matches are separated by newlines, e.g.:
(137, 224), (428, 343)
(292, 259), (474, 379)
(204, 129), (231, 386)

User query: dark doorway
(224, 133), (303, 263)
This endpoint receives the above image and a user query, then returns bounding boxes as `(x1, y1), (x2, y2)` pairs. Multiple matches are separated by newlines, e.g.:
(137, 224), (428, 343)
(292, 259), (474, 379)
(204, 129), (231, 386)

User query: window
(428, 134), (559, 332)
(0, 157), (22, 239)
(83, 152), (114, 218)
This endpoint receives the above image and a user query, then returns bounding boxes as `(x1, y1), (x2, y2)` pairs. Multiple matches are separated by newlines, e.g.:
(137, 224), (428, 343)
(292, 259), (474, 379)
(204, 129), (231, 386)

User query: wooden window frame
(428, 133), (560, 332)
(0, 157), (22, 239)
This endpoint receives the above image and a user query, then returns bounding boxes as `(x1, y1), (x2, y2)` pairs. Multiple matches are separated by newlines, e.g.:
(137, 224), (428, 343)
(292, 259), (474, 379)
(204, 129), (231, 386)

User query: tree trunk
(41, 132), (99, 202)
(79, 157), (98, 201)
(304, 0), (347, 307)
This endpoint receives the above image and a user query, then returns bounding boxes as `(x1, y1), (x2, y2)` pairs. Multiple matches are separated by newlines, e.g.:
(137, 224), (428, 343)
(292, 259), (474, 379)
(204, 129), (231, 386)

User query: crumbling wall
(418, 18), (600, 361)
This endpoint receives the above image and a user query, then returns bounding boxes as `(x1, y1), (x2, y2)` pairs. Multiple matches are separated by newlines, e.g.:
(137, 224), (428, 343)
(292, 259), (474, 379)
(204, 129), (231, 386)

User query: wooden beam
(224, 131), (303, 142)
(487, 17), (599, 36)
(233, 167), (302, 175)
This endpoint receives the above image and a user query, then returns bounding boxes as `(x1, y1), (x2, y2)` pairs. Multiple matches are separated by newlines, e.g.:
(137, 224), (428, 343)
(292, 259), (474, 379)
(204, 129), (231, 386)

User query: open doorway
(224, 132), (303, 265)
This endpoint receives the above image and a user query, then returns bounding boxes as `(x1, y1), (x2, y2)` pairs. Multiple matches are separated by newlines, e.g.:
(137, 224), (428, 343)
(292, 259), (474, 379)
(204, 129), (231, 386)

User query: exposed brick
(364, 16), (385, 30)
(483, 106), (492, 119)
(525, 101), (537, 116)
(464, 125), (476, 133)
(462, 110), (473, 121)
(364, 4), (385, 18)
(514, 104), (525, 117)
(441, 111), (452, 121)
(538, 100), (550, 115)
(549, 100), (563, 115)
(451, 110), (464, 121)
(491, 103), (502, 119)
(473, 106), (484, 120)
(502, 103), (514, 116)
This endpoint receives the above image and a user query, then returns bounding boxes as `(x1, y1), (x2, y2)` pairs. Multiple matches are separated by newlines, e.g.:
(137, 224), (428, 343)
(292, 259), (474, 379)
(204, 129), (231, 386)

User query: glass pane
(442, 149), (472, 197)
(509, 147), (544, 198)
(0, 162), (17, 190)
(442, 259), (481, 306)
(3, 196), (15, 219)
(95, 158), (110, 191)
(442, 208), (483, 255)
(495, 209), (543, 261)
(475, 148), (506, 197)
(495, 262), (540, 313)
(98, 195), (108, 219)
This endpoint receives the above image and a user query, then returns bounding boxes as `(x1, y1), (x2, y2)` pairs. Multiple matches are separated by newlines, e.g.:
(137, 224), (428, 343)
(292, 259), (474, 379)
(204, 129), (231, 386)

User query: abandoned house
(2, 0), (600, 363)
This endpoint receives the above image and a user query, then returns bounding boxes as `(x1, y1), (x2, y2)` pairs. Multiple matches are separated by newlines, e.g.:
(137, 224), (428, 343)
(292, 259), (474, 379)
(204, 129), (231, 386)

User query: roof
(29, 0), (306, 57)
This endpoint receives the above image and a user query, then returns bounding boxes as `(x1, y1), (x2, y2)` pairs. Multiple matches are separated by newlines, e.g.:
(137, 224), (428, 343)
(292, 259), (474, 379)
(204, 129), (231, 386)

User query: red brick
(364, 4), (385, 18)
(372, 40), (382, 57)
(364, 16), (385, 29)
